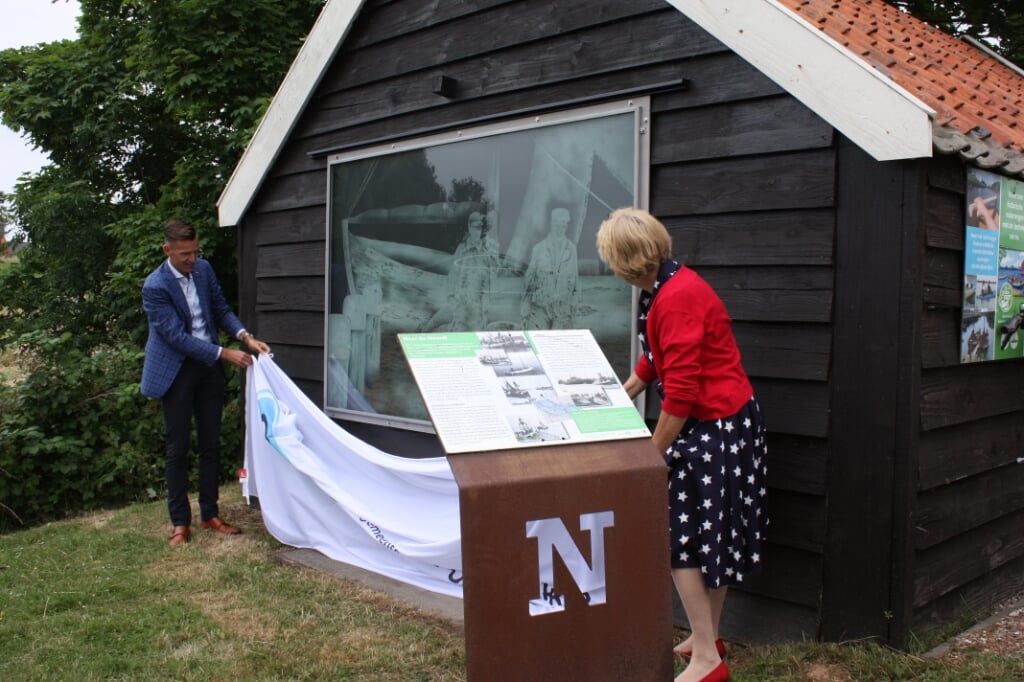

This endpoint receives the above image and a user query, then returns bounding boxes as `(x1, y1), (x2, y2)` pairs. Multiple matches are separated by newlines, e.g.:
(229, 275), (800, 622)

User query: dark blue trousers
(161, 357), (226, 527)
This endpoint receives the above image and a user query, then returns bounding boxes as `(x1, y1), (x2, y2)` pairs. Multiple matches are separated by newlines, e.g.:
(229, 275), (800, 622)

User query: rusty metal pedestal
(448, 438), (673, 681)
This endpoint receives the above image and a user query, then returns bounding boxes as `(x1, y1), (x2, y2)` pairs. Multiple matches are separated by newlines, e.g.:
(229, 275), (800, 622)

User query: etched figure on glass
(520, 207), (578, 329)
(423, 210), (500, 332)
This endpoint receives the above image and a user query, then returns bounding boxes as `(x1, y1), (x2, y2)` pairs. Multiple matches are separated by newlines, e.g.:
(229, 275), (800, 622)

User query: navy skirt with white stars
(666, 396), (768, 588)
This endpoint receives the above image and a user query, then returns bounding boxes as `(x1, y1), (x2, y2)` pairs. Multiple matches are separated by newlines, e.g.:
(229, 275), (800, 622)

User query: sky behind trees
(0, 1), (80, 200)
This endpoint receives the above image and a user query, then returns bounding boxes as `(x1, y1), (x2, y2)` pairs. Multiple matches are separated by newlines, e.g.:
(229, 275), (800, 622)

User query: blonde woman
(596, 208), (768, 682)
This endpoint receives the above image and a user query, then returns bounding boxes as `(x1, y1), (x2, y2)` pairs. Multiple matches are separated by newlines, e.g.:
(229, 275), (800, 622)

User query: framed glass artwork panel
(325, 98), (648, 429)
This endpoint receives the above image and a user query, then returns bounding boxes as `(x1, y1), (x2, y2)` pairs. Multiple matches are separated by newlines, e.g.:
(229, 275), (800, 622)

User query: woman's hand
(622, 372), (648, 400)
(652, 410), (687, 457)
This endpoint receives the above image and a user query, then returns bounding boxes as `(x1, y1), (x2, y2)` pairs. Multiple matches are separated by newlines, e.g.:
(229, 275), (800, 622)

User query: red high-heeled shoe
(673, 637), (727, 659)
(698, 660), (730, 682)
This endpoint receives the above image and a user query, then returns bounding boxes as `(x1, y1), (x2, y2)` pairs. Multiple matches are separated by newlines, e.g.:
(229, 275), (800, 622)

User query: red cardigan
(635, 266), (753, 420)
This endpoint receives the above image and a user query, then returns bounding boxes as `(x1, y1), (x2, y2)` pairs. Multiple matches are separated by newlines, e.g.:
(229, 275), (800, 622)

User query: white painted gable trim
(665, 0), (935, 161)
(218, 0), (936, 227)
(218, 0), (366, 227)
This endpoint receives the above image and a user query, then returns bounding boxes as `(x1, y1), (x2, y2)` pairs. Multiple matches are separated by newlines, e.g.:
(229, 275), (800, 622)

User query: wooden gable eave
(217, 0), (938, 229)
(217, 0), (367, 228)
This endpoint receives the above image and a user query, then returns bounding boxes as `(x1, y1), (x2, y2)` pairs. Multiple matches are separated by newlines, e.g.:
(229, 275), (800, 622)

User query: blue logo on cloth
(257, 388), (289, 461)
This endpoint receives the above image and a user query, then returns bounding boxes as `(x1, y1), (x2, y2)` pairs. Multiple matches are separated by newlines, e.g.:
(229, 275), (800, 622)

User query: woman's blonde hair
(595, 207), (672, 280)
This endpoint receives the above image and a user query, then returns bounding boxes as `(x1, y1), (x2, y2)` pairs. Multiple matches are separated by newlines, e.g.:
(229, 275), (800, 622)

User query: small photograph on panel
(975, 276), (997, 313)
(498, 374), (552, 406)
(479, 331), (530, 352)
(508, 415), (569, 444)
(556, 371), (620, 387)
(477, 349), (511, 367)
(963, 274), (977, 311)
(999, 304), (1024, 353)
(961, 312), (993, 363)
(567, 387), (613, 407)
(492, 350), (543, 377)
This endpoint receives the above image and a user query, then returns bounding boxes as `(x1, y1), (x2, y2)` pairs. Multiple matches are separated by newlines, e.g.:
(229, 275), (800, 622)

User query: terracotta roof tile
(776, 0), (1024, 174)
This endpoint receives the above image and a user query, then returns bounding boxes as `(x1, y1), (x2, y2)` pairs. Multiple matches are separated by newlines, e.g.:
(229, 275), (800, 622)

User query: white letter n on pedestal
(526, 511), (614, 616)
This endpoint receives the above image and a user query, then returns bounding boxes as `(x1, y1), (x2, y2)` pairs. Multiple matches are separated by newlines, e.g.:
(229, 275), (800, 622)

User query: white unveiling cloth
(244, 355), (464, 597)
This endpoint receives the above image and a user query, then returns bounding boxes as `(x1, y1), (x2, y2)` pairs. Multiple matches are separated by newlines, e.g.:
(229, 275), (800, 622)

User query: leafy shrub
(0, 332), (244, 532)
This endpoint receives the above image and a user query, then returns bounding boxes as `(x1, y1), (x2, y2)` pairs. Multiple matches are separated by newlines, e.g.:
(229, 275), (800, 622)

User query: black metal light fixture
(432, 75), (457, 99)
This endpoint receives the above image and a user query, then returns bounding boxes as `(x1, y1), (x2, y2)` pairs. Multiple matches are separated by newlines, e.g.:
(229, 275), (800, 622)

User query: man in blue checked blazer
(142, 219), (270, 546)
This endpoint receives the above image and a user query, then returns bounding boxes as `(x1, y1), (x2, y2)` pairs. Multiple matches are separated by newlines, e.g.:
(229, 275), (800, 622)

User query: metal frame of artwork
(324, 98), (650, 430)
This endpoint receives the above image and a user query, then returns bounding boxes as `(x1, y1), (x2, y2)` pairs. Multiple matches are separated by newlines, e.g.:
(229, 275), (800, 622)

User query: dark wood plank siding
(818, 142), (922, 643)
(913, 552), (1024, 634)
(910, 153), (1024, 636)
(237, 0), (843, 642)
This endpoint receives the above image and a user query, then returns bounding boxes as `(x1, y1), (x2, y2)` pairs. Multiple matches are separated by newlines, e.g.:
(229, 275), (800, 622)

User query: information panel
(398, 329), (649, 453)
(961, 167), (1024, 362)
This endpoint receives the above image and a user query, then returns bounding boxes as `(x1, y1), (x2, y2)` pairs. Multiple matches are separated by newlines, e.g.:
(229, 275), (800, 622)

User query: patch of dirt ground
(804, 662), (854, 681)
(928, 593), (1024, 662)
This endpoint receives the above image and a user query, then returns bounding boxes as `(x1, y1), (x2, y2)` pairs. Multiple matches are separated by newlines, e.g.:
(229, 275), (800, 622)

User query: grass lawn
(1, 487), (1022, 681)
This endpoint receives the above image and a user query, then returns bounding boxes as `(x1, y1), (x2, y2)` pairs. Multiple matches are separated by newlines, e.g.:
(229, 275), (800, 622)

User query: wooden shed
(217, 0), (1024, 647)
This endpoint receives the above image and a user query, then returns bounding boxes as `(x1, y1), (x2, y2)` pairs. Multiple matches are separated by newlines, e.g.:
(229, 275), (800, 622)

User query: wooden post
(449, 438), (673, 681)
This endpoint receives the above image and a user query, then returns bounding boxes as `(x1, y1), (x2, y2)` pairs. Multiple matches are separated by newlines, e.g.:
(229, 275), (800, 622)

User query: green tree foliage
(0, 0), (325, 528)
(894, 1), (1024, 67)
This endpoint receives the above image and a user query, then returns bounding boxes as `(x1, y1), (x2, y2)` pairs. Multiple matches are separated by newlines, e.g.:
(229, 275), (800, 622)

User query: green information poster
(962, 168), (1024, 362)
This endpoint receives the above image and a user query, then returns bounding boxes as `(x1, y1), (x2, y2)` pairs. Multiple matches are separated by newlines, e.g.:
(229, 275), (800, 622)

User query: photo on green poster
(323, 99), (647, 428)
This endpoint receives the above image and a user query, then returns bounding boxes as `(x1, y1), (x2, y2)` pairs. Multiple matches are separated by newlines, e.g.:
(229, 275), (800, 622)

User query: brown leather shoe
(168, 525), (191, 546)
(200, 517), (241, 535)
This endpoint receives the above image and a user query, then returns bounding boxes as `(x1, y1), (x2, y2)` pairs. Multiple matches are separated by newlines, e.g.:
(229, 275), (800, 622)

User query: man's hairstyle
(164, 219), (197, 244)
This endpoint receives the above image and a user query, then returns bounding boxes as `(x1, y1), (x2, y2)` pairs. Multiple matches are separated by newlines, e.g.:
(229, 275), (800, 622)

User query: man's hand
(221, 348), (255, 368)
(242, 335), (271, 355)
